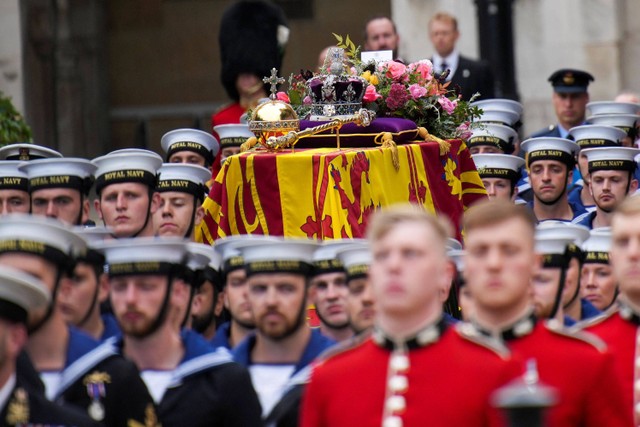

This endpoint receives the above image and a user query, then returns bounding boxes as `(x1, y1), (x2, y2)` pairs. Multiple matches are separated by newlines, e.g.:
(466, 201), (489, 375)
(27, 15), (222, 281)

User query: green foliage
(0, 91), (32, 146)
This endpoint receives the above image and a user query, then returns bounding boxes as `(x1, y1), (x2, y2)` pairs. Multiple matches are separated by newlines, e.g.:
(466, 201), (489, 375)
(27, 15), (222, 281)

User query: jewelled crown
(307, 47), (367, 121)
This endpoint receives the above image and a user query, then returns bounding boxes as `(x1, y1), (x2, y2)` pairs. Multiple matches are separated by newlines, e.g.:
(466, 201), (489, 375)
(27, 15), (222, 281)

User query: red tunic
(582, 306), (639, 425)
(300, 323), (518, 427)
(503, 320), (630, 427)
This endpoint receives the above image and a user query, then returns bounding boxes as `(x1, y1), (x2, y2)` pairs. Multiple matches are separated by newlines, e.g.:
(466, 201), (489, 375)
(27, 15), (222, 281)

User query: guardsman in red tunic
(463, 200), (631, 427)
(579, 195), (640, 425)
(301, 205), (519, 427)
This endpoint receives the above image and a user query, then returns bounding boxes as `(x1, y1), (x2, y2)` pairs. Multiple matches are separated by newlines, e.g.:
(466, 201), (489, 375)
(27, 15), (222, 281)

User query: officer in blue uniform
(0, 215), (155, 426)
(232, 237), (335, 427)
(98, 237), (262, 427)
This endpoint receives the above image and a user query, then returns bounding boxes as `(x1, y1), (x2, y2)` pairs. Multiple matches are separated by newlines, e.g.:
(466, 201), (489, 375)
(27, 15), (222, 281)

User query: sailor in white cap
(521, 137), (582, 222)
(0, 143), (62, 161)
(57, 226), (119, 342)
(0, 215), (155, 425)
(579, 228), (616, 311)
(535, 221), (596, 325)
(0, 161), (30, 214)
(572, 147), (639, 229)
(468, 123), (518, 155)
(336, 240), (375, 335)
(97, 237), (261, 426)
(153, 163), (211, 239)
(19, 158), (96, 226)
(186, 242), (224, 341)
(214, 123), (254, 167)
(232, 236), (334, 425)
(472, 153), (524, 202)
(567, 124), (626, 214)
(92, 148), (162, 238)
(309, 240), (356, 343)
(0, 265), (102, 426)
(161, 128), (220, 170)
(587, 113), (640, 148)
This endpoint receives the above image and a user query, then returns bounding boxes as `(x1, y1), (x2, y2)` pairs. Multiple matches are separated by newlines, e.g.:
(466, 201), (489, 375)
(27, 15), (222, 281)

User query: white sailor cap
(472, 154), (524, 182)
(587, 101), (640, 116)
(93, 149), (162, 194)
(95, 236), (188, 276)
(0, 161), (28, 191)
(0, 265), (50, 324)
(312, 239), (362, 275)
(536, 221), (590, 245)
(520, 137), (579, 168)
(0, 143), (62, 161)
(471, 99), (524, 117)
(568, 125), (626, 149)
(186, 242), (222, 272)
(214, 124), (254, 148)
(19, 158), (97, 195)
(72, 226), (112, 266)
(161, 128), (220, 165)
(213, 235), (281, 273)
(238, 237), (319, 277)
(474, 109), (520, 128)
(336, 241), (371, 281)
(582, 147), (640, 173)
(447, 248), (465, 273)
(587, 114), (640, 137)
(468, 124), (518, 154)
(157, 163), (210, 198)
(446, 238), (462, 251)
(582, 228), (611, 264)
(535, 236), (574, 268)
(0, 214), (88, 270)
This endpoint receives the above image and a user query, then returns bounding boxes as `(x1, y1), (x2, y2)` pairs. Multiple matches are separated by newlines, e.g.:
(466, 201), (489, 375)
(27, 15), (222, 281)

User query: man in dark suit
(429, 12), (494, 100)
(530, 69), (594, 138)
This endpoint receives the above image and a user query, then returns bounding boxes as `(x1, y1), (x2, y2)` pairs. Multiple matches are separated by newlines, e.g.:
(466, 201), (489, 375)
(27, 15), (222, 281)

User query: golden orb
(249, 99), (300, 149)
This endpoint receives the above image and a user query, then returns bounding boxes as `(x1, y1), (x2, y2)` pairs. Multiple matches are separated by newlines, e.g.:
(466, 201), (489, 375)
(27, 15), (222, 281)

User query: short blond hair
(428, 12), (458, 32)
(464, 199), (536, 235)
(367, 204), (452, 249)
(613, 194), (640, 218)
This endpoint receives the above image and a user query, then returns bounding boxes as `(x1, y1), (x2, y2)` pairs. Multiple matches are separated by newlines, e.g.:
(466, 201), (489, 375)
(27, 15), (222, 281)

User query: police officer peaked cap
(0, 161), (28, 192)
(95, 237), (188, 277)
(582, 147), (640, 173)
(521, 137), (579, 168)
(468, 124), (518, 154)
(582, 229), (611, 264)
(157, 163), (211, 198)
(568, 125), (626, 149)
(475, 109), (520, 128)
(473, 154), (524, 182)
(238, 237), (318, 277)
(93, 149), (162, 195)
(19, 158), (97, 195)
(214, 124), (255, 148)
(548, 69), (594, 94)
(587, 101), (640, 116)
(0, 214), (88, 270)
(336, 242), (371, 281)
(0, 265), (50, 324)
(160, 129), (220, 165)
(471, 99), (523, 117)
(536, 222), (590, 245)
(0, 143), (62, 161)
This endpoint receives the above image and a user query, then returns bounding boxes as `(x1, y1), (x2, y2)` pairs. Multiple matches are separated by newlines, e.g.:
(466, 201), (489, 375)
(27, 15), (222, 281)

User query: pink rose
(456, 122), (472, 140)
(276, 92), (290, 103)
(363, 84), (382, 103)
(303, 95), (312, 105)
(382, 61), (407, 81)
(409, 60), (433, 83)
(438, 96), (458, 114)
(408, 84), (427, 100)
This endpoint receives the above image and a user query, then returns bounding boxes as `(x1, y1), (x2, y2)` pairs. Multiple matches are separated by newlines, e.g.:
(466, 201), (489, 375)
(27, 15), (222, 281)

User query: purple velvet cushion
(296, 118), (420, 148)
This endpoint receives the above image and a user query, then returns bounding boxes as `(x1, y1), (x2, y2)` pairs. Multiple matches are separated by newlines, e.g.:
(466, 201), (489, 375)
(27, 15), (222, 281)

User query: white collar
(0, 374), (16, 412)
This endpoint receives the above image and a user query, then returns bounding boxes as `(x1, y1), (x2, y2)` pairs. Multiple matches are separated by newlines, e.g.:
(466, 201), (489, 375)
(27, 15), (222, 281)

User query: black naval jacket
(0, 375), (100, 427)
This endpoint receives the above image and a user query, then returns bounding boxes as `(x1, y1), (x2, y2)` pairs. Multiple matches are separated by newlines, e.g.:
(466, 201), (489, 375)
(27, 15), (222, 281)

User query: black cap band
(527, 150), (575, 168)
(588, 160), (636, 173)
(0, 239), (77, 272)
(576, 139), (619, 149)
(0, 299), (27, 324)
(220, 137), (248, 148)
(95, 170), (157, 195)
(0, 176), (28, 191)
(245, 260), (313, 277)
(109, 261), (180, 277)
(29, 175), (93, 195)
(346, 264), (369, 282)
(312, 259), (344, 276)
(468, 136), (512, 154)
(156, 179), (205, 199)
(166, 141), (214, 164)
(583, 251), (609, 264)
(541, 253), (569, 269)
(477, 168), (520, 182)
(223, 256), (244, 274)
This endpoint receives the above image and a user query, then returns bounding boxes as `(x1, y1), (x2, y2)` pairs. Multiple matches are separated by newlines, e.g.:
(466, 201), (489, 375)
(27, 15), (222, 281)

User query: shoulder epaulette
(544, 319), (608, 353)
(455, 322), (512, 360)
(570, 305), (617, 332)
(314, 331), (371, 364)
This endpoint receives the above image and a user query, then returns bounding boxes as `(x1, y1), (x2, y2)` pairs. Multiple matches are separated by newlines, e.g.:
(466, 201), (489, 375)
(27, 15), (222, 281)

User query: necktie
(440, 61), (448, 74)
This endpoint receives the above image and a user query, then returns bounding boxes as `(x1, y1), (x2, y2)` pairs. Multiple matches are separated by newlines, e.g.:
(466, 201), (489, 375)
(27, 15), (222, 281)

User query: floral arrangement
(278, 34), (483, 141)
